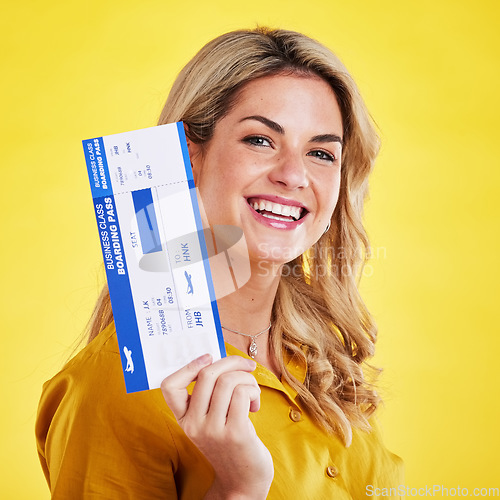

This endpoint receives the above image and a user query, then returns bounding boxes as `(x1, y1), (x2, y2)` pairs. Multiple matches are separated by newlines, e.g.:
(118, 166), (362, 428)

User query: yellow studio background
(1, 0), (498, 497)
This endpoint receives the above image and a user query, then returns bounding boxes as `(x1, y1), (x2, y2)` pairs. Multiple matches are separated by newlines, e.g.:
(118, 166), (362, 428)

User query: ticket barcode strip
(132, 188), (162, 254)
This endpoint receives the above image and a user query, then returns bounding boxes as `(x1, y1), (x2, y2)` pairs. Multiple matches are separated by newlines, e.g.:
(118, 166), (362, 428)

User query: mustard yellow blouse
(36, 324), (403, 498)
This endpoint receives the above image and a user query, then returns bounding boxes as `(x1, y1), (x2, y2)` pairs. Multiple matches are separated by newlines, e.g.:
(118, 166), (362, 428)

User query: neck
(215, 262), (282, 374)
(217, 258), (280, 323)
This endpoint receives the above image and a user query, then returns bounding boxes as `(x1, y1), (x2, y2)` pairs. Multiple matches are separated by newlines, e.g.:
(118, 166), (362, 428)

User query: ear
(184, 124), (203, 181)
(183, 123), (202, 161)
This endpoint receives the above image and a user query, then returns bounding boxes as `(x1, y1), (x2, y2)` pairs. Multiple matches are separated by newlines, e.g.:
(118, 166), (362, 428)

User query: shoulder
(37, 323), (176, 445)
(36, 324), (179, 472)
(36, 324), (213, 498)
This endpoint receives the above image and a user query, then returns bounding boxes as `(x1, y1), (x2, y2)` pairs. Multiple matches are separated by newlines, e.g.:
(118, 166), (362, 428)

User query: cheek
(320, 171), (342, 215)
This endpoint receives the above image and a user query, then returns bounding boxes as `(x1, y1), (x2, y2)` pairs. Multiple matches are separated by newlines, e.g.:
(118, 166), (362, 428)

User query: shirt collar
(224, 342), (307, 402)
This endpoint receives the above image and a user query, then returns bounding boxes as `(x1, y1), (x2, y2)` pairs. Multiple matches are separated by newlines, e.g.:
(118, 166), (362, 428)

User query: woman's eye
(243, 136), (272, 147)
(307, 150), (335, 163)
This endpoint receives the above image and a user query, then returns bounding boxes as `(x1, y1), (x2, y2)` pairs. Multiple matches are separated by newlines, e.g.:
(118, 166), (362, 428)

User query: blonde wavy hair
(88, 27), (380, 446)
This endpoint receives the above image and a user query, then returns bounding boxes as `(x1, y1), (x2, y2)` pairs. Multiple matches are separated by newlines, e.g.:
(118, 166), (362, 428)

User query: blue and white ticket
(83, 122), (226, 393)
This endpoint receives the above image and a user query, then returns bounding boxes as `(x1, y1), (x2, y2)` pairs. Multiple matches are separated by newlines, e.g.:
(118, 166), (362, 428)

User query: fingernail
(247, 359), (257, 370)
(196, 353), (212, 366)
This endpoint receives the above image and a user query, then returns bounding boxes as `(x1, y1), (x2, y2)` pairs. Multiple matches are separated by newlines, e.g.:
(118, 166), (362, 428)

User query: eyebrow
(240, 115), (284, 134)
(239, 115), (343, 146)
(310, 134), (343, 147)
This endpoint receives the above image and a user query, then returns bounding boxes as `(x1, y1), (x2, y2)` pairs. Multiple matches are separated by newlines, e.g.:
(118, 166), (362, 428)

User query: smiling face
(188, 73), (344, 267)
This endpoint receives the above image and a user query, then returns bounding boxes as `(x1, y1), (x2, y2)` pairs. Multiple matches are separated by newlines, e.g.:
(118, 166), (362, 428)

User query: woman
(36, 27), (403, 499)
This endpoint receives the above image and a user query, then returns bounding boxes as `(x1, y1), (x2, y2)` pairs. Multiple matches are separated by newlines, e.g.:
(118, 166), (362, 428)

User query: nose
(268, 149), (309, 190)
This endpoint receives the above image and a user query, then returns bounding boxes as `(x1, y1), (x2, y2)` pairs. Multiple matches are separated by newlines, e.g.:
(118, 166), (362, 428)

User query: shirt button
(326, 465), (339, 478)
(289, 408), (302, 422)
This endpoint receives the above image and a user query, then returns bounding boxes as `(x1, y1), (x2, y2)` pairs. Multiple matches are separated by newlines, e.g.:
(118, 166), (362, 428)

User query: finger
(160, 353), (213, 419)
(226, 384), (262, 429)
(188, 356), (256, 418)
(205, 371), (259, 425)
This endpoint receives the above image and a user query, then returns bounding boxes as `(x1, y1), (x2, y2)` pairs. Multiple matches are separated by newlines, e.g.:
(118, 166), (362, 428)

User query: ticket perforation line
(106, 179), (190, 198)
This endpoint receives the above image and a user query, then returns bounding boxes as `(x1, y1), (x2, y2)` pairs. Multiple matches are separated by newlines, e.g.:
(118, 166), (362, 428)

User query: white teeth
(291, 206), (301, 219)
(250, 199), (304, 220)
(261, 213), (290, 222)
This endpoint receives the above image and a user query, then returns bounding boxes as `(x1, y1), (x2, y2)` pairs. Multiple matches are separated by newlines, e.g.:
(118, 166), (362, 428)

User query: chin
(250, 240), (306, 266)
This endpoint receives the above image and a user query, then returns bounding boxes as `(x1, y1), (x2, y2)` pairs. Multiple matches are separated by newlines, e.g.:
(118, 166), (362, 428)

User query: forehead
(224, 73), (343, 135)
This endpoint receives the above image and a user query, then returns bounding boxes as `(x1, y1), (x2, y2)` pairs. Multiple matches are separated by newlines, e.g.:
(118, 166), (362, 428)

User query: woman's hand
(161, 354), (274, 499)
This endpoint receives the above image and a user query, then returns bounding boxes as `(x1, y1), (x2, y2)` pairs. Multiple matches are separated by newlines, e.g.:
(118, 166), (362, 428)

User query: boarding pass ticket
(83, 122), (226, 393)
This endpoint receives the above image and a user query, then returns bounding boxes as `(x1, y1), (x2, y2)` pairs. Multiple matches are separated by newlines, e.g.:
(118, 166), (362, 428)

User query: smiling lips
(247, 197), (305, 223)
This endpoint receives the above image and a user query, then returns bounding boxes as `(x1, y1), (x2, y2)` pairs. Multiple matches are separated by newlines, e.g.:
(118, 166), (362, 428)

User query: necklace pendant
(248, 338), (258, 359)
